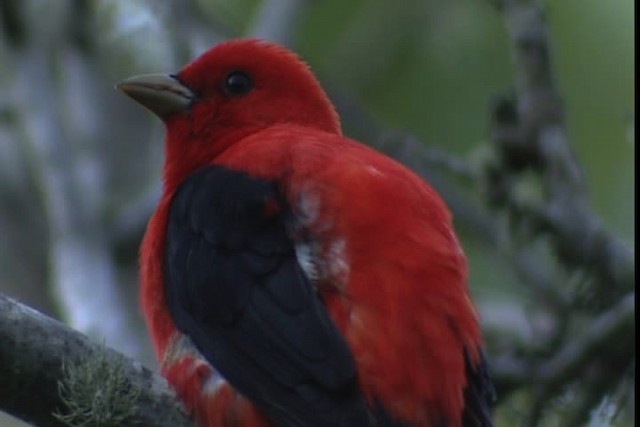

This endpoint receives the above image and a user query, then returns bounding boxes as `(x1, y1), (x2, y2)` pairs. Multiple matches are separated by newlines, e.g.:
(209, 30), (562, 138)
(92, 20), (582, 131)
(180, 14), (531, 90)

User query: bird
(117, 38), (494, 427)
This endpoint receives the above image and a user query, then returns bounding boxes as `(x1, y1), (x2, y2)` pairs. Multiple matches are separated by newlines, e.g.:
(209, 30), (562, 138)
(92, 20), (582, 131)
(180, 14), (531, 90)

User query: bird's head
(117, 39), (340, 187)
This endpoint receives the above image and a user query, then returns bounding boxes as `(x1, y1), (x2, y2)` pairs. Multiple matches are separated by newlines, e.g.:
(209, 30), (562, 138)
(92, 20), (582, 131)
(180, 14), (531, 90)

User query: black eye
(223, 71), (252, 96)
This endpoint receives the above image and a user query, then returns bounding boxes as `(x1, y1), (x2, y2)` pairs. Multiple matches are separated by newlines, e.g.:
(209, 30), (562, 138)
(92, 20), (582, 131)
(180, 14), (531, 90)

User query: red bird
(118, 39), (493, 427)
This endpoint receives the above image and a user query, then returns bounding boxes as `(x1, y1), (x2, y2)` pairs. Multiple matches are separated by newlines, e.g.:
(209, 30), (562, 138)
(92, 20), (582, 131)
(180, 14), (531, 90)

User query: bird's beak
(116, 73), (194, 118)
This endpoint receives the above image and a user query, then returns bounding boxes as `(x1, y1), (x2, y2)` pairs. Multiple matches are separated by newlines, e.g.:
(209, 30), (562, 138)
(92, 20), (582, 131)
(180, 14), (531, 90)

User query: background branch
(491, 0), (634, 295)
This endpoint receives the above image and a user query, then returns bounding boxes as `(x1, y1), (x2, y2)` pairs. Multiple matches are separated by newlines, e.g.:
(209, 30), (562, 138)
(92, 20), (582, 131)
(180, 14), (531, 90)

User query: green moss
(53, 349), (141, 427)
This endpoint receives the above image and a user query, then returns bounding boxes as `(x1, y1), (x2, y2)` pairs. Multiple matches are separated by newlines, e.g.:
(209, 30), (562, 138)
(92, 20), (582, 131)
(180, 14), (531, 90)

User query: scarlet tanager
(117, 39), (494, 427)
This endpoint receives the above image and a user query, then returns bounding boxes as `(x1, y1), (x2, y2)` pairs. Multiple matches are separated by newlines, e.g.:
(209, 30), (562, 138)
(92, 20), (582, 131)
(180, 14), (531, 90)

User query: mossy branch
(0, 293), (195, 427)
(53, 347), (141, 427)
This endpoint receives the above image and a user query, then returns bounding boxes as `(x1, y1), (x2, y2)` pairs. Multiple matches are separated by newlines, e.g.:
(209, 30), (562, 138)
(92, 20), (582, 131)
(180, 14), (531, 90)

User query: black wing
(462, 349), (495, 427)
(164, 166), (373, 427)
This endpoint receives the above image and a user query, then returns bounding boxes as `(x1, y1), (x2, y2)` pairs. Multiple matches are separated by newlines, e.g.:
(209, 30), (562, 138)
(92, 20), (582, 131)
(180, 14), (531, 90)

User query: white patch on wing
(297, 190), (320, 227)
(202, 372), (227, 396)
(295, 241), (319, 282)
(326, 239), (349, 282)
(162, 333), (200, 367)
(164, 332), (228, 397)
(293, 185), (350, 291)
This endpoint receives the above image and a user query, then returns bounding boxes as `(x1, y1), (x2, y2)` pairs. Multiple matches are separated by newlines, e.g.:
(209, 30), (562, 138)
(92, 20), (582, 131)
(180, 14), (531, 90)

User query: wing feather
(164, 166), (372, 427)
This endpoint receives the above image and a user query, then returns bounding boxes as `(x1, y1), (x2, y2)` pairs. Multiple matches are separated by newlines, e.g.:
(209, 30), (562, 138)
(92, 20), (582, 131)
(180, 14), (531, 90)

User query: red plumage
(119, 39), (492, 427)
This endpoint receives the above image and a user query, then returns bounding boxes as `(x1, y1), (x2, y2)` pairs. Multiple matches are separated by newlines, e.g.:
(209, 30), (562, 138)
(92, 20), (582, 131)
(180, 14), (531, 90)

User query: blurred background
(0, 0), (634, 426)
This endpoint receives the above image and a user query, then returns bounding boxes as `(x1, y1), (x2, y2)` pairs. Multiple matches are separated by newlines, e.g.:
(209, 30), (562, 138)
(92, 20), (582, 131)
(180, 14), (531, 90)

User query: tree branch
(490, 292), (635, 386)
(480, 1), (635, 421)
(0, 293), (194, 427)
(536, 293), (635, 391)
(490, 0), (634, 296)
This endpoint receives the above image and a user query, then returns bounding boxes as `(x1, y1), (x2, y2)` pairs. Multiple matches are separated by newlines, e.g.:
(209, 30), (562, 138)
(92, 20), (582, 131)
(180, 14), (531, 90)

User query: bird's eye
(223, 71), (252, 96)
